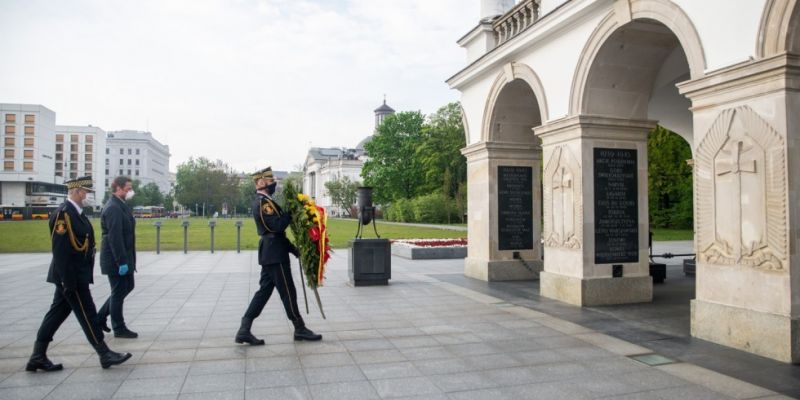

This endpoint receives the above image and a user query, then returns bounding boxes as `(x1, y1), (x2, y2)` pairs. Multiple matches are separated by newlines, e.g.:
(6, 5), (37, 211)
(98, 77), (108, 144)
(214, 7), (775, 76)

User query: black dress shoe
(95, 342), (132, 369)
(97, 317), (111, 333)
(26, 341), (63, 372)
(114, 327), (138, 339)
(294, 326), (322, 341)
(235, 317), (265, 345)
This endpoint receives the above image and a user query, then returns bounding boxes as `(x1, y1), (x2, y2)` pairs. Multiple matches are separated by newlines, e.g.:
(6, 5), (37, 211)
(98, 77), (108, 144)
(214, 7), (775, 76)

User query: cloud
(0, 0), (479, 172)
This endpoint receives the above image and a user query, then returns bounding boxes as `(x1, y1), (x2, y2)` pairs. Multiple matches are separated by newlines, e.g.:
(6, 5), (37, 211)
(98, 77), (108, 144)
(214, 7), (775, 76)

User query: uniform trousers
(36, 283), (104, 346)
(243, 262), (302, 326)
(97, 274), (135, 331)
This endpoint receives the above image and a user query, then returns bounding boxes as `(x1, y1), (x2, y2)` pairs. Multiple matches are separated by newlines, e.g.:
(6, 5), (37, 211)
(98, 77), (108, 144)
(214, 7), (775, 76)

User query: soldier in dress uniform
(26, 176), (132, 372)
(235, 166), (322, 345)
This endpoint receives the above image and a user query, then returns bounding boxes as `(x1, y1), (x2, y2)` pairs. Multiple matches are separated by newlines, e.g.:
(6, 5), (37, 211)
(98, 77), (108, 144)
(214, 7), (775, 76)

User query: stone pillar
(461, 141), (542, 281)
(534, 116), (655, 306)
(678, 54), (799, 363)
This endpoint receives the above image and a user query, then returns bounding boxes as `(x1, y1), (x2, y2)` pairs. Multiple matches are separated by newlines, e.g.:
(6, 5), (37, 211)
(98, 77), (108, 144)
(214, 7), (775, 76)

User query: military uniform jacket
(253, 192), (297, 265)
(99, 195), (137, 275)
(47, 200), (96, 287)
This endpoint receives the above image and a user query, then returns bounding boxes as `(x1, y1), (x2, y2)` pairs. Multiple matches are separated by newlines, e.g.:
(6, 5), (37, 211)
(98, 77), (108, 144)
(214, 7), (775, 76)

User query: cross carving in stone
(552, 166), (572, 240)
(716, 140), (756, 177)
(714, 139), (758, 261)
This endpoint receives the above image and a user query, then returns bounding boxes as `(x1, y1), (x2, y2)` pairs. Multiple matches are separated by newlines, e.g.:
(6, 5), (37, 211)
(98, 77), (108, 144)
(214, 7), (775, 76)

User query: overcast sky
(0, 0), (479, 173)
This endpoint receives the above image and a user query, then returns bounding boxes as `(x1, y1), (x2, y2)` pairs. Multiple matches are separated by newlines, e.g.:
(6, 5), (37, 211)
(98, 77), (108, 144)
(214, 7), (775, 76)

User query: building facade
(55, 125), (107, 208)
(105, 130), (171, 193)
(0, 103), (65, 218)
(450, 0), (800, 362)
(302, 100), (395, 216)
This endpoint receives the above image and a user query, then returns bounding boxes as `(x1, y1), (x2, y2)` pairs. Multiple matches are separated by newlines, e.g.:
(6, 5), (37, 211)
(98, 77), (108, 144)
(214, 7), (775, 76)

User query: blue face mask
(266, 181), (277, 195)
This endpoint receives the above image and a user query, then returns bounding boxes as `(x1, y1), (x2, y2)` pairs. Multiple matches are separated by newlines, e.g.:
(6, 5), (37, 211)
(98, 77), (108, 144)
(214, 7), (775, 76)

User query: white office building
(55, 125), (107, 208)
(105, 130), (171, 193)
(0, 103), (65, 218)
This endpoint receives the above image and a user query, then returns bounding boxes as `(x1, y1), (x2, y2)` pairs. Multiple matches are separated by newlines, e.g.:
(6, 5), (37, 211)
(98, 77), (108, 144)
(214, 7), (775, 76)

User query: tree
(175, 157), (239, 217)
(362, 111), (426, 204)
(416, 102), (467, 198)
(325, 176), (360, 217)
(135, 182), (164, 206)
(648, 125), (693, 229)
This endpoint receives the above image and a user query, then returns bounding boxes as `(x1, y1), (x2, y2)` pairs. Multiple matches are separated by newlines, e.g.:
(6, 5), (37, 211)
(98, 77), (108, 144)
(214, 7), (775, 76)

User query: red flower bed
(392, 238), (467, 247)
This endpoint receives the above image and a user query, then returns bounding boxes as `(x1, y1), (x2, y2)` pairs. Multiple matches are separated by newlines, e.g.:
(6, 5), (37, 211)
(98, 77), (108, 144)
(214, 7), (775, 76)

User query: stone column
(534, 116), (655, 306)
(678, 54), (799, 363)
(461, 141), (541, 281)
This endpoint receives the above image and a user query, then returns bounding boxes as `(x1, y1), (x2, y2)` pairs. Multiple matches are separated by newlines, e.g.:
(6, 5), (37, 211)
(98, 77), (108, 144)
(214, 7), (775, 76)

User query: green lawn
(650, 228), (694, 241)
(0, 217), (466, 253)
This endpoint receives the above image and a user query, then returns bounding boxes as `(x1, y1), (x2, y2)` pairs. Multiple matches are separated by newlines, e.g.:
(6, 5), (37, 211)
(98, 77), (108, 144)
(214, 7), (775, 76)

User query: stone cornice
(461, 141), (540, 162)
(534, 115), (655, 145)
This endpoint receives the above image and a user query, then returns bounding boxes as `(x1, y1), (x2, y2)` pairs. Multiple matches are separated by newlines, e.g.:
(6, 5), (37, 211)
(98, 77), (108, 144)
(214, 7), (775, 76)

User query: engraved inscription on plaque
(498, 166), (533, 250)
(594, 148), (639, 264)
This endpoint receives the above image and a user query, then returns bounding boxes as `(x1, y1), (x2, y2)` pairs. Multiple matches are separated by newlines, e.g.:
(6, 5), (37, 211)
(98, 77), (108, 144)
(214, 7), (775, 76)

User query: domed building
(302, 99), (394, 216)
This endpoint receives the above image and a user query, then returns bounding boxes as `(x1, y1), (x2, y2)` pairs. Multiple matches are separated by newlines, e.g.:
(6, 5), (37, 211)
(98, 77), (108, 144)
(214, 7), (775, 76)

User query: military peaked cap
(65, 176), (95, 192)
(251, 166), (274, 182)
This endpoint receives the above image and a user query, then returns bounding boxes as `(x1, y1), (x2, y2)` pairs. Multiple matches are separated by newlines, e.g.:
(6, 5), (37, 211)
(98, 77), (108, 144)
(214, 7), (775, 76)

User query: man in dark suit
(96, 176), (138, 338)
(235, 166), (322, 345)
(26, 177), (131, 371)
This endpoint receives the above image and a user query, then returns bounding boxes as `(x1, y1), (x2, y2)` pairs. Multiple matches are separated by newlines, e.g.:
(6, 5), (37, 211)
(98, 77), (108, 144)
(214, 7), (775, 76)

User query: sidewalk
(0, 251), (793, 399)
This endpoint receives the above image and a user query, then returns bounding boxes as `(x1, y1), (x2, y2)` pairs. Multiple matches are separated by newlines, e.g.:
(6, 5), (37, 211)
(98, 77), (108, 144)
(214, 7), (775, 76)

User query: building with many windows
(0, 103), (65, 219)
(55, 125), (106, 208)
(105, 130), (171, 193)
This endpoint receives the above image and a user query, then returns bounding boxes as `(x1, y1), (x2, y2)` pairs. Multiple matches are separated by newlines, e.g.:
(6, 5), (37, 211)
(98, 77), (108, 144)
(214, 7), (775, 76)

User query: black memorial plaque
(498, 166), (533, 250)
(594, 148), (639, 264)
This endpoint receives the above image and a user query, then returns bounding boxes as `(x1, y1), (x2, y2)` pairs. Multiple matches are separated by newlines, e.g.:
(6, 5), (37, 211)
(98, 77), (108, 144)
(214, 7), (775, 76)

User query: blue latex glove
(118, 264), (129, 276)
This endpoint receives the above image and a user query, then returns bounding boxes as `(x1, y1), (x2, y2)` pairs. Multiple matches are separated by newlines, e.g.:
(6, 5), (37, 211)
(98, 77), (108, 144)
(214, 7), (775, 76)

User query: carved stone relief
(543, 146), (582, 249)
(695, 106), (787, 272)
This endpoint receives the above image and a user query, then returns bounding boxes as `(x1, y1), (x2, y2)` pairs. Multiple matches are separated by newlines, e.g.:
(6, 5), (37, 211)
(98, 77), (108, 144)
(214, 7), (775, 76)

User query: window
(56, 134), (64, 142)
(119, 148), (124, 155)
(135, 170), (139, 176)
(105, 148), (109, 154)
(136, 149), (140, 155)
(127, 159), (131, 165)
(55, 144), (63, 152)
(119, 169), (123, 175)
(105, 179), (109, 187)
(86, 135), (93, 143)
(24, 115), (35, 124)
(23, 161), (33, 171)
(85, 163), (92, 171)
(5, 137), (14, 146)
(5, 125), (14, 135)
(127, 149), (132, 155)
(24, 150), (33, 159)
(70, 134), (78, 142)
(24, 126), (34, 135)
(4, 161), (14, 170)
(119, 159), (123, 165)
(55, 153), (62, 161)
(70, 163), (77, 171)
(105, 158), (109, 165)
(4, 149), (12, 158)
(135, 159), (140, 166)
(4, 114), (15, 123)
(24, 137), (34, 147)
(70, 153), (78, 161)
(85, 154), (92, 162)
(55, 163), (62, 170)
(105, 169), (109, 175)
(127, 169), (131, 175)
(69, 172), (77, 178)
(85, 144), (92, 153)
(70, 144), (78, 152)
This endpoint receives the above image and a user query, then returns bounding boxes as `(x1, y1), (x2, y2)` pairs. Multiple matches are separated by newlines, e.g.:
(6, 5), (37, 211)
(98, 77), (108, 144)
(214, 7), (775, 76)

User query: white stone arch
(569, 0), (707, 116)
(481, 62), (549, 142)
(757, 0), (800, 57)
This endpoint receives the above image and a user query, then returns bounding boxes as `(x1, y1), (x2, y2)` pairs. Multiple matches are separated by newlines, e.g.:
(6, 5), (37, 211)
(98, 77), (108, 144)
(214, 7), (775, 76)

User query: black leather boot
(293, 320), (322, 341)
(95, 341), (132, 369)
(25, 341), (63, 372)
(114, 326), (138, 339)
(235, 317), (265, 345)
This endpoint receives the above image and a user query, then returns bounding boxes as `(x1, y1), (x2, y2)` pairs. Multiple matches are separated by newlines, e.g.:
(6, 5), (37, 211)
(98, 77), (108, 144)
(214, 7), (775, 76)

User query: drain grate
(628, 353), (677, 366)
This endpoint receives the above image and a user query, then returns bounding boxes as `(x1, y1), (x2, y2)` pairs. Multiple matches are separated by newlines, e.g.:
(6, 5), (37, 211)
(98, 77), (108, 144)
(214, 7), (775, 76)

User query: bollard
(182, 219), (190, 254)
(235, 220), (243, 253)
(208, 219), (217, 253)
(154, 221), (162, 254)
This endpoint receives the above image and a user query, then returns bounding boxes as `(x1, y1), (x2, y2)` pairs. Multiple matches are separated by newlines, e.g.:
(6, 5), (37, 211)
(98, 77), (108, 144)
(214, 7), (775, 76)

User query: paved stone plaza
(0, 250), (795, 399)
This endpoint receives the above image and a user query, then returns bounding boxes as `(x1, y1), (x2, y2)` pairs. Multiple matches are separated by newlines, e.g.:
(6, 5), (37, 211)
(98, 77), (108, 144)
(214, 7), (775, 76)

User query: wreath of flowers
(283, 181), (330, 317)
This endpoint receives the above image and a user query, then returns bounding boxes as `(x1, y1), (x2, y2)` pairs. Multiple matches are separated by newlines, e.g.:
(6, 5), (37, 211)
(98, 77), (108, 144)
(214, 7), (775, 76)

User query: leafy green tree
(416, 102), (467, 198)
(175, 157), (239, 217)
(135, 182), (164, 206)
(362, 111), (426, 204)
(324, 176), (360, 217)
(648, 126), (693, 229)
(163, 193), (175, 212)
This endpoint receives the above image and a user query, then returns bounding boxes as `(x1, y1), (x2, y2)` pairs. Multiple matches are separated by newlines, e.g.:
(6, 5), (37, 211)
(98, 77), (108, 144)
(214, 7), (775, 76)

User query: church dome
(374, 100), (395, 113)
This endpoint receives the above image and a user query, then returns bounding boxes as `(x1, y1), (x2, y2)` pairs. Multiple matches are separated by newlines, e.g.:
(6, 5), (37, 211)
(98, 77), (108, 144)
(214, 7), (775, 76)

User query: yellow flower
(297, 194), (304, 201)
(308, 200), (315, 206)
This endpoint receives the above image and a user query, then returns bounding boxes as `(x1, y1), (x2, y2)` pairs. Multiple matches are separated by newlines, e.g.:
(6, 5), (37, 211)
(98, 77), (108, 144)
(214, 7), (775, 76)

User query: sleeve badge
(55, 220), (67, 235)
(262, 202), (275, 215)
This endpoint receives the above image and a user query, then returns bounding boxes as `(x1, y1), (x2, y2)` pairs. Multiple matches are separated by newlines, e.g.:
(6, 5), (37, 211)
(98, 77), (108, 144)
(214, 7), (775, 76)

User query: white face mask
(125, 190), (135, 201)
(82, 196), (95, 208)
